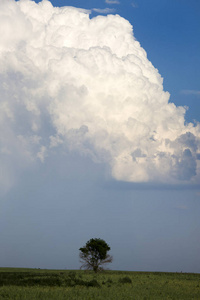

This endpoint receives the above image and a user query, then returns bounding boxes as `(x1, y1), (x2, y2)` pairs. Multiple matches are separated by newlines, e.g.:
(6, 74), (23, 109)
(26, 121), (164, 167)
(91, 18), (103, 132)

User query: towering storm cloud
(1, 0), (200, 190)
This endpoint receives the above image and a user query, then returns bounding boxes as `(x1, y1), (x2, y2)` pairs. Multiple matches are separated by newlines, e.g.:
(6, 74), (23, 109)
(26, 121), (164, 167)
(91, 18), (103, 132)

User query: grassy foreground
(0, 268), (200, 299)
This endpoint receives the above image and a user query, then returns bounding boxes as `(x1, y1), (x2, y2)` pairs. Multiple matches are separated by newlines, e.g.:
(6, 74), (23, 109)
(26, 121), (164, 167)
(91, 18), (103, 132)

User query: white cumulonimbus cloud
(0, 0), (200, 191)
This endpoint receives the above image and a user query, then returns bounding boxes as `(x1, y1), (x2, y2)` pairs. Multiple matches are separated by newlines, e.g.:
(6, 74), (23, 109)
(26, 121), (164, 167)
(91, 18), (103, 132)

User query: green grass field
(0, 268), (199, 299)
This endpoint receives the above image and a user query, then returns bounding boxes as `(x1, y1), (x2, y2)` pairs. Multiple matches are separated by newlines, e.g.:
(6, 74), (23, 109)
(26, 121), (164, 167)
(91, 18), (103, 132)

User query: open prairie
(0, 268), (200, 299)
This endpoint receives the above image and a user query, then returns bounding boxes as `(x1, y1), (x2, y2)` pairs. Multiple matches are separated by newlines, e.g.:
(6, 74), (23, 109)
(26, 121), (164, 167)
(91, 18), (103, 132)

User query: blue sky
(0, 0), (200, 273)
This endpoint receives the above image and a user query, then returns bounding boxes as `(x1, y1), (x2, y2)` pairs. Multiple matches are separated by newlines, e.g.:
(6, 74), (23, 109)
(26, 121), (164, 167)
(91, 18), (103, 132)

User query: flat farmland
(0, 268), (199, 299)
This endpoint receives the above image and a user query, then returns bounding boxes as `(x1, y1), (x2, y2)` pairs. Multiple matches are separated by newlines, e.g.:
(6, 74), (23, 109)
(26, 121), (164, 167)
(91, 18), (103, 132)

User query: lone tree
(79, 238), (113, 272)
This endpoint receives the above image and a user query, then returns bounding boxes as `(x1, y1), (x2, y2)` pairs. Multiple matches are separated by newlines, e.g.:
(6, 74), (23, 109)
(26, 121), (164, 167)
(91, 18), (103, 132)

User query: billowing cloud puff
(0, 0), (200, 191)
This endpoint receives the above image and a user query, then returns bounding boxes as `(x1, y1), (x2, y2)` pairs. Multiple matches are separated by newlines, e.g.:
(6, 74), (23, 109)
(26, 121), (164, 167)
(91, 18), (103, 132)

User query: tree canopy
(79, 238), (113, 272)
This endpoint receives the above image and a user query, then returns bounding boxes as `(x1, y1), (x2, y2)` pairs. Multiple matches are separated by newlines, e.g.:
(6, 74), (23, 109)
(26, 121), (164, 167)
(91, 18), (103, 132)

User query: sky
(0, 0), (200, 273)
